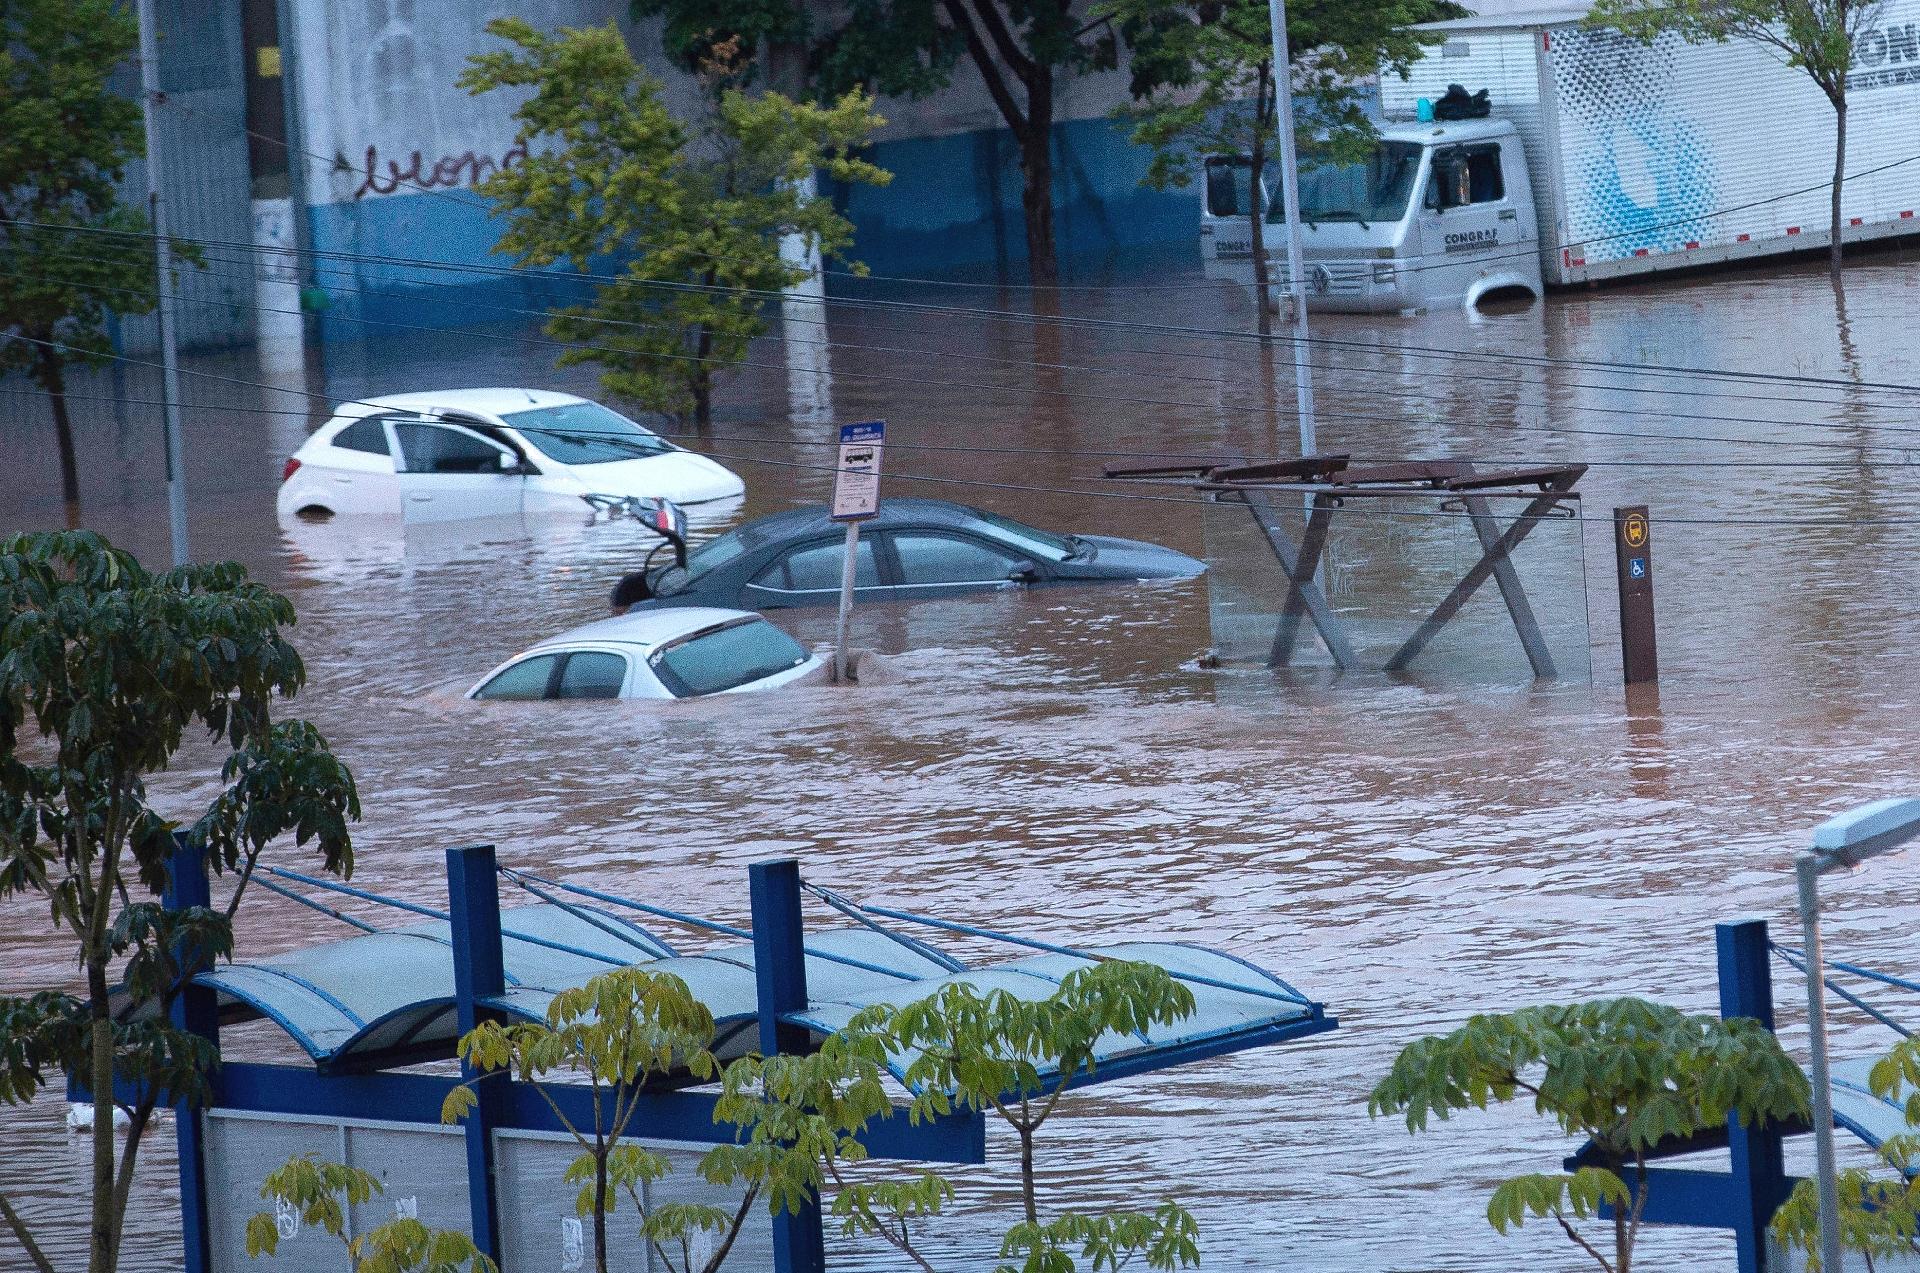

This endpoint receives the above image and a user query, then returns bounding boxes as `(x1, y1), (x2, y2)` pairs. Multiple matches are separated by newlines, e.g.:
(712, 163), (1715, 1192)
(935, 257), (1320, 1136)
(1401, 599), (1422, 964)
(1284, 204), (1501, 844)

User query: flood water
(5, 248), (1920, 1272)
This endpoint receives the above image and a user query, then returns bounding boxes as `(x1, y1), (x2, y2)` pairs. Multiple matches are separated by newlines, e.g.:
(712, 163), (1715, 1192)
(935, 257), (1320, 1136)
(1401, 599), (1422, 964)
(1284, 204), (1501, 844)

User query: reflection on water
(5, 248), (1920, 1271)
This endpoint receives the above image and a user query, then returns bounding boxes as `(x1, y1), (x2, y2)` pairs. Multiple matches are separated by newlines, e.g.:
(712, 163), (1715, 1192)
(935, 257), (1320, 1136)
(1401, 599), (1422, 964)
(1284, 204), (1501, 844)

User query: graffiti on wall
(346, 141), (528, 199)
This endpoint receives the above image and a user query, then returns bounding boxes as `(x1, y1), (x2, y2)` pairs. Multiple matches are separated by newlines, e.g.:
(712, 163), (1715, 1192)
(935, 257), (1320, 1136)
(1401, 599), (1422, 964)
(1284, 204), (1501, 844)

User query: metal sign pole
(828, 420), (884, 684)
(136, 0), (191, 566)
(1266, 0), (1317, 456)
(833, 521), (860, 684)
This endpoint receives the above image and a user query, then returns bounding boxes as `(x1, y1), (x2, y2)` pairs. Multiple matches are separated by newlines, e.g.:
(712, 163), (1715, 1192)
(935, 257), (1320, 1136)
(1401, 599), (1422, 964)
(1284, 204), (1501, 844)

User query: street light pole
(1795, 850), (1844, 1273)
(1265, 0), (1317, 456)
(1795, 797), (1920, 1273)
(135, 0), (191, 567)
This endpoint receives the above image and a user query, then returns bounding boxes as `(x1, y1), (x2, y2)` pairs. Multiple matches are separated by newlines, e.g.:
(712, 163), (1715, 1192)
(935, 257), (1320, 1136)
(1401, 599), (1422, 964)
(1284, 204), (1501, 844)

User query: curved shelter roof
(200, 905), (1325, 1087)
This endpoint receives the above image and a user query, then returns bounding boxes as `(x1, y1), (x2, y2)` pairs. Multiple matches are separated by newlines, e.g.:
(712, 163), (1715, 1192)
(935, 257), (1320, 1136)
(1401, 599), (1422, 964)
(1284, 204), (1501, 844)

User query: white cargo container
(1199, 1), (1920, 311)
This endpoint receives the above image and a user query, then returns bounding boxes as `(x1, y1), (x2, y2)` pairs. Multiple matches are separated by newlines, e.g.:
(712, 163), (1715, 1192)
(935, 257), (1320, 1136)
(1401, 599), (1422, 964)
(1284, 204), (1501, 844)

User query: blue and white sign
(1628, 557), (1647, 580)
(831, 421), (885, 522)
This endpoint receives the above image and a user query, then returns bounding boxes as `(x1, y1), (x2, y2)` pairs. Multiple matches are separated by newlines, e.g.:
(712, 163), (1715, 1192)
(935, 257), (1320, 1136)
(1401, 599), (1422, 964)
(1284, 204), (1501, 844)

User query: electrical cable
(14, 260), (1920, 460)
(13, 211), (1919, 398)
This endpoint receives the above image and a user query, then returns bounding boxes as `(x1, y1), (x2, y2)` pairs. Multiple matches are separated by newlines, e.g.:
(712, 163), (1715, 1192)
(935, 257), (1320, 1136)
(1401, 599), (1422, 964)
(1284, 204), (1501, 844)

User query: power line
(58, 231), (1910, 420)
(11, 336), (1920, 526)
(13, 212), (1919, 399)
(14, 254), (1920, 460)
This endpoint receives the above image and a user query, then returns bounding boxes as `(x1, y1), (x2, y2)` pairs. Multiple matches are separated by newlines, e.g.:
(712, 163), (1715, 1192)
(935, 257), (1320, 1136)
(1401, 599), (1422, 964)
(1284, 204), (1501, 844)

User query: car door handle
(1498, 209), (1518, 221)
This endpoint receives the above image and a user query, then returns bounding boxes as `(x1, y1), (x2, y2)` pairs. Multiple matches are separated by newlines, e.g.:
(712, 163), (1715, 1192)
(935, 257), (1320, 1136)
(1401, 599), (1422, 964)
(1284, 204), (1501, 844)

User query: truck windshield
(1295, 143), (1424, 224)
(1204, 144), (1424, 226)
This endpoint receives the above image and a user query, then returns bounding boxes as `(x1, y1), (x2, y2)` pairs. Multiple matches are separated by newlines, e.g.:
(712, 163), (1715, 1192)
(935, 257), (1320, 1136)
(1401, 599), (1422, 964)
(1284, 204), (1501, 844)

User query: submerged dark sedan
(613, 498), (1205, 612)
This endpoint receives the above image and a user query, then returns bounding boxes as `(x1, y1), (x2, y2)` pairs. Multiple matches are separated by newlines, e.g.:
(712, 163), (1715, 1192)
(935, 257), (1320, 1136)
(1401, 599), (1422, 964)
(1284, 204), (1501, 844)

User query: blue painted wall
(306, 111), (1203, 339)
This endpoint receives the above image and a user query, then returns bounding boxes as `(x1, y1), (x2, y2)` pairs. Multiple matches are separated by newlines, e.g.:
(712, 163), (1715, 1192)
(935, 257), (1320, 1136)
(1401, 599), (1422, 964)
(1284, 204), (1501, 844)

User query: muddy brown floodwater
(5, 250), (1920, 1272)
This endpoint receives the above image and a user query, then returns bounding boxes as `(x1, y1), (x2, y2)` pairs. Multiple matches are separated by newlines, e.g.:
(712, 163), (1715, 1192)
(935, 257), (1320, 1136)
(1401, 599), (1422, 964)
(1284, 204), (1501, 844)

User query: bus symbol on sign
(1622, 513), (1649, 549)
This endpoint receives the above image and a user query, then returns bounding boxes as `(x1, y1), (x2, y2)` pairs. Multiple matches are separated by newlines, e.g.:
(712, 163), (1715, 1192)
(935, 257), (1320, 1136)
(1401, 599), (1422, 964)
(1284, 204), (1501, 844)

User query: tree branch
(967, 0), (1040, 83)
(698, 1180), (760, 1273)
(942, 0), (1029, 135)
(1553, 1206), (1614, 1273)
(107, 1097), (158, 1268)
(0, 1191), (56, 1273)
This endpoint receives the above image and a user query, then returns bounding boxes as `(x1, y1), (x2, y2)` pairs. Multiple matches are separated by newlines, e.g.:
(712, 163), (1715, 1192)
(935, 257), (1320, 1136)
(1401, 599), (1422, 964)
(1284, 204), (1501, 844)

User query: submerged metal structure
(126, 842), (1338, 1272)
(1108, 455), (1587, 680)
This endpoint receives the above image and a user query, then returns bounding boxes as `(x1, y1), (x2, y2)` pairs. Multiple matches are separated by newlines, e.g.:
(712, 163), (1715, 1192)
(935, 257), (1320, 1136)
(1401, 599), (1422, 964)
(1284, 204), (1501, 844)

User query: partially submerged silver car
(469, 607), (822, 701)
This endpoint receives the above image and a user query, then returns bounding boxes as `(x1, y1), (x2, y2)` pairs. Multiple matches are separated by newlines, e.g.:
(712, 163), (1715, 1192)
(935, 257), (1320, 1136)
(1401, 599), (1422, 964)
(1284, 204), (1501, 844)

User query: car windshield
(1294, 143), (1424, 224)
(503, 401), (675, 465)
(649, 618), (809, 697)
(649, 527), (751, 597)
(965, 506), (1074, 561)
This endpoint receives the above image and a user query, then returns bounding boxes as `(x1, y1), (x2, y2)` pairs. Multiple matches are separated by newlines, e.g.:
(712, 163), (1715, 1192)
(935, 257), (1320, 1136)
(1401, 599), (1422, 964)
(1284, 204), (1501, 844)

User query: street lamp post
(1796, 796), (1920, 1273)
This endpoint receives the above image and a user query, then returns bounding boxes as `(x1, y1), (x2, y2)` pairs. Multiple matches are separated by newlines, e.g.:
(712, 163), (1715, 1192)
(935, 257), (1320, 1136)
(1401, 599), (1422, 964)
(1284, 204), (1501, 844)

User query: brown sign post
(1613, 505), (1658, 684)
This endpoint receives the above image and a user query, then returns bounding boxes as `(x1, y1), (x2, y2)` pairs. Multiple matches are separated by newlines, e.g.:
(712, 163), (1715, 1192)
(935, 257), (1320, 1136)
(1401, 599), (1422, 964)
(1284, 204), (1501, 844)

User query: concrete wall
(278, 0), (1201, 333)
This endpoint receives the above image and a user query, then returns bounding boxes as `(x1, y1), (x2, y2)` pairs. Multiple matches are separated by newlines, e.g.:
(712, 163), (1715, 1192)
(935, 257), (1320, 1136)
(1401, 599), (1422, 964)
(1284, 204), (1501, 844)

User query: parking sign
(831, 421), (884, 521)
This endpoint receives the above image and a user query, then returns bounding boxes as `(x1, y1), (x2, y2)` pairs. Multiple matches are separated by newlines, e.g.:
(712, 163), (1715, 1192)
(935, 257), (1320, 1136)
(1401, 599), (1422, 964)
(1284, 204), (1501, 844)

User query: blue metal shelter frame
(134, 842), (1338, 1273)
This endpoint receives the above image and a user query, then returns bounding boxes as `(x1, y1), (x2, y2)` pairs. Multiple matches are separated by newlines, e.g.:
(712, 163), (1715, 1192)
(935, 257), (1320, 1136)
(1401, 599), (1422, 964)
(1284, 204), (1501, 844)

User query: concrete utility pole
(136, 0), (191, 566)
(1266, 0), (1317, 455)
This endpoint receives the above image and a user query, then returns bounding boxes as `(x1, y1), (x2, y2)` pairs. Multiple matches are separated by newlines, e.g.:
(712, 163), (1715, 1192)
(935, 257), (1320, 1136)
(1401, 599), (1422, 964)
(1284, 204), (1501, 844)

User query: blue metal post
(165, 834), (216, 1273)
(1718, 918), (1789, 1273)
(749, 859), (825, 1273)
(447, 845), (506, 1263)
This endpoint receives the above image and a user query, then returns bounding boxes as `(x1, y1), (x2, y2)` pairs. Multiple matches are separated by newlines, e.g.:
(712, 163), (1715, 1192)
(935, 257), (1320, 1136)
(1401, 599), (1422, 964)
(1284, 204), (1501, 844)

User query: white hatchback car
(277, 388), (745, 523)
(467, 607), (823, 701)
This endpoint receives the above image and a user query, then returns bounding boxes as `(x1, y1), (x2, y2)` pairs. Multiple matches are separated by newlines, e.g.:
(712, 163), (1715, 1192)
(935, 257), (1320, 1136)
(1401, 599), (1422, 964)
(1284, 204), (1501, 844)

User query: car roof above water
(333, 388), (590, 420)
(527, 606), (755, 653)
(729, 498), (993, 547)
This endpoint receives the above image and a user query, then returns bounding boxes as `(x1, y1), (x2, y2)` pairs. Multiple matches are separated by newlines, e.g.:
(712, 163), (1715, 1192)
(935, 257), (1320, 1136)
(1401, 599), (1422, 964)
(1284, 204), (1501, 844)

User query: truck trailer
(1199, 1), (1920, 311)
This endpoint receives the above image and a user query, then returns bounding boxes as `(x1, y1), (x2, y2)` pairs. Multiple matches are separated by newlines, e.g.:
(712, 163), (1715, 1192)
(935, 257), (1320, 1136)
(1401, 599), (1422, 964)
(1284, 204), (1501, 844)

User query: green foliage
(459, 19), (889, 426)
(0, 529), (359, 1273)
(628, 0), (1113, 281)
(1488, 1168), (1632, 1234)
(445, 966), (732, 1273)
(1370, 997), (1810, 1273)
(247, 1155), (497, 1273)
(1589, 0), (1869, 97)
(1771, 1040), (1920, 1269)
(0, 0), (203, 508)
(999, 1203), (1202, 1273)
(851, 960), (1203, 1273)
(1103, 0), (1462, 192)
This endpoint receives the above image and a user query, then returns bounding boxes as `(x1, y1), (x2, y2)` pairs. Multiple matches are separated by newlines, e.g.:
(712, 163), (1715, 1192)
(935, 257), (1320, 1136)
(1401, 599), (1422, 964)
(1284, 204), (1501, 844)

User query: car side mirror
(1007, 563), (1038, 584)
(497, 451), (519, 471)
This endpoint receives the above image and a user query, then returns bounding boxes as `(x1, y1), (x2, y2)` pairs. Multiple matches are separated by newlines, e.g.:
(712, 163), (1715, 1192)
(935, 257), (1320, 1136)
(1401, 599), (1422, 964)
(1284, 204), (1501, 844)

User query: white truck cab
(1199, 118), (1542, 313)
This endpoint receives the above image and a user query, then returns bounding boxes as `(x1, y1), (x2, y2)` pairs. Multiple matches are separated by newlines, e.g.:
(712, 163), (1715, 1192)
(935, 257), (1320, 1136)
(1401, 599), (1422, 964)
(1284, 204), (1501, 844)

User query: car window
(892, 533), (1026, 585)
(965, 507), (1072, 561)
(554, 651), (628, 700)
(332, 418), (390, 455)
(502, 401), (675, 465)
(754, 538), (880, 592)
(473, 654), (558, 701)
(389, 421), (509, 475)
(649, 619), (809, 698)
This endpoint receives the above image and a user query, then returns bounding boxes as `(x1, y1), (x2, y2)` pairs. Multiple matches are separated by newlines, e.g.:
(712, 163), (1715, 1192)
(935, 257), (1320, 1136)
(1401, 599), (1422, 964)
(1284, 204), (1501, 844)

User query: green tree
(1589, 0), (1886, 282)
(632, 0), (1116, 287)
(247, 1156), (497, 1273)
(0, 530), (360, 1273)
(857, 959), (1204, 1273)
(1369, 998), (1810, 1273)
(442, 965), (921, 1273)
(1771, 1039), (1920, 1270)
(1101, 0), (1458, 334)
(0, 0), (198, 519)
(458, 20), (889, 428)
